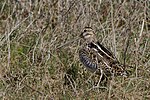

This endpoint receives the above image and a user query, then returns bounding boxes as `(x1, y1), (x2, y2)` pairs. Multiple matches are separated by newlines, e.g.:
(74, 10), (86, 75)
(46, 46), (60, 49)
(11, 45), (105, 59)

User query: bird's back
(79, 41), (127, 77)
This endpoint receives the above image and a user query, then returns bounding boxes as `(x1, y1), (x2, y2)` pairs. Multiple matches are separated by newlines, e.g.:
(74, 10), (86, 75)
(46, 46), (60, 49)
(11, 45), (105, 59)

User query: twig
(110, 0), (116, 56)
(56, 37), (80, 49)
(65, 74), (78, 96)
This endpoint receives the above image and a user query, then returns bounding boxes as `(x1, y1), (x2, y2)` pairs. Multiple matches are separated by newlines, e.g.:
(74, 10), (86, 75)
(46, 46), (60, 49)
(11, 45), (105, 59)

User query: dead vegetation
(0, 0), (149, 99)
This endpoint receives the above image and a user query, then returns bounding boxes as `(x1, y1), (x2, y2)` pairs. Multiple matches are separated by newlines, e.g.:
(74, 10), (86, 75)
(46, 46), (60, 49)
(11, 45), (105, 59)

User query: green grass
(0, 0), (150, 99)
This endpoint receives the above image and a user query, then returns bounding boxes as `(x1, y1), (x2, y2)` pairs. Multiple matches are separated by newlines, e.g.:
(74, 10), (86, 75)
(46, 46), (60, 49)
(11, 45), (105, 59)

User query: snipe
(79, 27), (128, 86)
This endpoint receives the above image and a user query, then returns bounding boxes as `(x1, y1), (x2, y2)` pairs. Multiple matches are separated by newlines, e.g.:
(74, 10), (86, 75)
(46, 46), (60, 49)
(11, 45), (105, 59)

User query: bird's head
(80, 27), (96, 43)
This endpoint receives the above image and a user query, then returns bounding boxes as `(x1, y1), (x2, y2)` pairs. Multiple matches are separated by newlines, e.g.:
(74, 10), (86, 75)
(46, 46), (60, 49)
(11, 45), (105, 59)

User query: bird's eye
(84, 30), (87, 32)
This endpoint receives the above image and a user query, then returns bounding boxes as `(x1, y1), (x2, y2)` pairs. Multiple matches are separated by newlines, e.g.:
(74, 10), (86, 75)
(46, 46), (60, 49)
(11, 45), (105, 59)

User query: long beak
(56, 36), (80, 49)
(79, 32), (84, 38)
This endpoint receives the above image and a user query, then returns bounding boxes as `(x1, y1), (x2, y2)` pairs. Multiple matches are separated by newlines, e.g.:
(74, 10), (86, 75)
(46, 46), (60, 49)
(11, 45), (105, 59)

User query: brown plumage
(79, 27), (128, 78)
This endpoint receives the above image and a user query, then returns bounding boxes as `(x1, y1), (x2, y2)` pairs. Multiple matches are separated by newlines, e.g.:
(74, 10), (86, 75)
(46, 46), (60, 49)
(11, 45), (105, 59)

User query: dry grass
(0, 0), (150, 99)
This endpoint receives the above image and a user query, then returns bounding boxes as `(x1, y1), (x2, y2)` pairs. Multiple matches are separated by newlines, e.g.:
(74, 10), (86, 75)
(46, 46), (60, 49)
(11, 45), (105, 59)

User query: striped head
(80, 27), (96, 43)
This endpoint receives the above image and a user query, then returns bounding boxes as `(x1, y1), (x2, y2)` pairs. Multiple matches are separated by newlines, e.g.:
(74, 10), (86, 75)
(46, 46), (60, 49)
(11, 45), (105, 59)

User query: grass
(0, 0), (150, 99)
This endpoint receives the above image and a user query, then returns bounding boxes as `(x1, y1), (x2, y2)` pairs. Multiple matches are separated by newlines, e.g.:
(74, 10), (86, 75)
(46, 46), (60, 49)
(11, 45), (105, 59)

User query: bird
(78, 27), (128, 86)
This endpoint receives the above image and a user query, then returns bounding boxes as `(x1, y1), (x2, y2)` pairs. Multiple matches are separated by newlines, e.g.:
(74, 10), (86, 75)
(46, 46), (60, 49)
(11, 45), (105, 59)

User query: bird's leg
(94, 55), (104, 88)
(94, 69), (103, 88)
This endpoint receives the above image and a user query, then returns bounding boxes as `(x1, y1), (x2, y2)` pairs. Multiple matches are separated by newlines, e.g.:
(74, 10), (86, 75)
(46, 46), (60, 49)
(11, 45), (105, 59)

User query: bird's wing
(79, 48), (98, 72)
(79, 42), (127, 77)
(96, 42), (116, 59)
(87, 42), (127, 76)
(88, 42), (119, 62)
